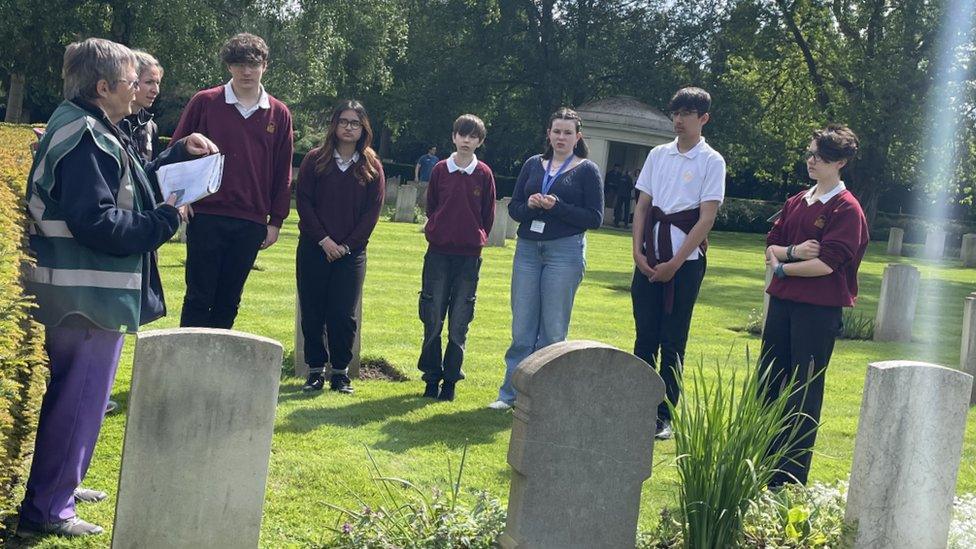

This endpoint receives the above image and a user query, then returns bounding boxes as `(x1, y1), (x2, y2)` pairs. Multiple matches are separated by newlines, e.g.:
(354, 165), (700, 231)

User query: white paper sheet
(157, 154), (224, 207)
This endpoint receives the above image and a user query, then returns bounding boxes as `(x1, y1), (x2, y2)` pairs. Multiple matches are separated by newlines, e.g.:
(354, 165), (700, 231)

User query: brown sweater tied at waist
(642, 205), (708, 314)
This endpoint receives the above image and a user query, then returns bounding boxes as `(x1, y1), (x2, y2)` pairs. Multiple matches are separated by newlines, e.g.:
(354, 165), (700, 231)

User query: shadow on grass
(372, 407), (512, 453)
(277, 394), (431, 433)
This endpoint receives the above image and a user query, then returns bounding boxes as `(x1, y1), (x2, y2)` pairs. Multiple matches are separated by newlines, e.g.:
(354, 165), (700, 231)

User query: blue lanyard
(541, 155), (574, 195)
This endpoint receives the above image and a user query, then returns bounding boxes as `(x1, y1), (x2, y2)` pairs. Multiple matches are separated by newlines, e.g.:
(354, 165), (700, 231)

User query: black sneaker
(105, 400), (120, 415)
(17, 515), (104, 538)
(423, 382), (439, 398)
(655, 418), (673, 440)
(330, 374), (354, 394)
(437, 382), (456, 401)
(302, 374), (325, 392)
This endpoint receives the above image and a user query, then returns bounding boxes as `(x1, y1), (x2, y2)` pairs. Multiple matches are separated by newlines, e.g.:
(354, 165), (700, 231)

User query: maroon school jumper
(424, 160), (496, 257)
(170, 86), (293, 227)
(766, 188), (869, 307)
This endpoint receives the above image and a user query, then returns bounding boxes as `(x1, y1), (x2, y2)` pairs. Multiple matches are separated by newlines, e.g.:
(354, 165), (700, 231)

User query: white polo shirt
(635, 137), (726, 261)
(447, 152), (478, 174)
(224, 81), (270, 119)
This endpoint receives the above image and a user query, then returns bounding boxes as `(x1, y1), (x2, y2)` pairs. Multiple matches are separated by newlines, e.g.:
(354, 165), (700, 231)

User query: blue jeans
(498, 234), (586, 404)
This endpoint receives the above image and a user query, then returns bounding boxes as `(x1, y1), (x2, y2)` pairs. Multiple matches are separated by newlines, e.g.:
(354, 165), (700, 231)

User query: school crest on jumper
(814, 215), (826, 229)
(266, 122), (276, 133)
(472, 187), (482, 197)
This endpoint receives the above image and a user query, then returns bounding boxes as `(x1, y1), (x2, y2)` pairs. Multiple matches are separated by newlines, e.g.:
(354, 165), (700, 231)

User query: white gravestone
(873, 264), (920, 342)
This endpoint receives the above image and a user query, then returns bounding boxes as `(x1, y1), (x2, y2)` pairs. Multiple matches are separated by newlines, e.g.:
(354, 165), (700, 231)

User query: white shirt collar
(803, 181), (847, 205)
(447, 153), (477, 174)
(333, 149), (360, 172)
(224, 81), (270, 111)
(667, 137), (706, 159)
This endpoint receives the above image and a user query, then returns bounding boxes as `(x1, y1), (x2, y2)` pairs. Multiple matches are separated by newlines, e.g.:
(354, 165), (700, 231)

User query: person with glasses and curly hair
(761, 124), (869, 488)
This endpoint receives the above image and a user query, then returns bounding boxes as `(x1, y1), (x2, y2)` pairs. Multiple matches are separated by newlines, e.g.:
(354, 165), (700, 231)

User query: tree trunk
(4, 73), (25, 123)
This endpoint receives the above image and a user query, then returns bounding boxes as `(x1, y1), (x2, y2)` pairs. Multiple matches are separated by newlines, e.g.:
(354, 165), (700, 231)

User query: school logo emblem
(266, 122), (276, 133)
(473, 187), (482, 197)
(682, 171), (694, 183)
(814, 215), (826, 229)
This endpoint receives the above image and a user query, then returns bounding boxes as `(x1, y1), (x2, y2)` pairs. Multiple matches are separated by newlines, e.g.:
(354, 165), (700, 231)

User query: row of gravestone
(765, 262), (976, 404)
(109, 332), (972, 548)
(887, 227), (976, 266)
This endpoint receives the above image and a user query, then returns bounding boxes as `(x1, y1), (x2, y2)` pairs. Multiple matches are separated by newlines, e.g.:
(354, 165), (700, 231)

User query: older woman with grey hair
(17, 37), (217, 539)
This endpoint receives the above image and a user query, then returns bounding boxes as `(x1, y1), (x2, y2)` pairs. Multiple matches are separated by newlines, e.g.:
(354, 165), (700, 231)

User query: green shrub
(669, 354), (812, 548)
(325, 447), (506, 548)
(742, 481), (853, 547)
(743, 307), (873, 340)
(713, 197), (783, 234)
(0, 124), (48, 538)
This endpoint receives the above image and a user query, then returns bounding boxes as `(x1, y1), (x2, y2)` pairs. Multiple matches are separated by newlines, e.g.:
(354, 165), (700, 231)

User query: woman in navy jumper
(296, 100), (385, 394)
(761, 124), (869, 487)
(489, 108), (604, 410)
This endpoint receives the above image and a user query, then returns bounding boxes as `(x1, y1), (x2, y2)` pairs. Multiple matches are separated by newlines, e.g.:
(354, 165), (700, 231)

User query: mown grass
(14, 214), (976, 548)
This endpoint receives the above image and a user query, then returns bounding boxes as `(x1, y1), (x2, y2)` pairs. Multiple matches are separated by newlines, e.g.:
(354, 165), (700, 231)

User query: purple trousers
(20, 325), (124, 523)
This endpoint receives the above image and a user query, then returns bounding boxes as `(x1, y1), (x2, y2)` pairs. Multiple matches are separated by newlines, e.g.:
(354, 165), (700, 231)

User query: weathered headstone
(393, 184), (418, 223)
(603, 207), (615, 227)
(961, 233), (976, 267)
(845, 360), (972, 548)
(416, 180), (429, 210)
(499, 341), (665, 549)
(384, 176), (401, 206)
(487, 200), (508, 247)
(873, 263), (920, 342)
(886, 227), (904, 256)
(924, 228), (946, 260)
(113, 328), (283, 549)
(294, 292), (362, 379)
(501, 197), (517, 239)
(962, 293), (976, 405)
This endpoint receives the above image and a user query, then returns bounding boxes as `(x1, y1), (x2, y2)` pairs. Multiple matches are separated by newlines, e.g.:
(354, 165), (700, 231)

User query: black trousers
(759, 296), (842, 486)
(613, 193), (631, 225)
(417, 251), (482, 384)
(181, 213), (266, 329)
(631, 257), (706, 421)
(296, 236), (366, 375)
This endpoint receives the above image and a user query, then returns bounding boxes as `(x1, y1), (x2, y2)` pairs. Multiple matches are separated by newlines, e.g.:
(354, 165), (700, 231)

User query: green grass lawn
(16, 212), (976, 548)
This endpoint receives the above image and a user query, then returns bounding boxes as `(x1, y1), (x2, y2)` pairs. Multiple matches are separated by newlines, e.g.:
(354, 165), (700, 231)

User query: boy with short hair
(170, 32), (294, 329)
(631, 87), (726, 440)
(417, 115), (496, 401)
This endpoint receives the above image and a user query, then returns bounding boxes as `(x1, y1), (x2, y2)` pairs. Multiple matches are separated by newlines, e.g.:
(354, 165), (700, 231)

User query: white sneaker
(487, 400), (513, 410)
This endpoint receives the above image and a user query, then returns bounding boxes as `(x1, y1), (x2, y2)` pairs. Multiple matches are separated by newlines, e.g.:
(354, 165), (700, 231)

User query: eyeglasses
(804, 150), (832, 163)
(115, 79), (140, 90)
(670, 109), (699, 120)
(336, 118), (362, 130)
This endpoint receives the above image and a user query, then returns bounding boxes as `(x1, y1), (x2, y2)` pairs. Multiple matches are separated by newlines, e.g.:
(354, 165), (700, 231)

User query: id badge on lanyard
(533, 156), (574, 234)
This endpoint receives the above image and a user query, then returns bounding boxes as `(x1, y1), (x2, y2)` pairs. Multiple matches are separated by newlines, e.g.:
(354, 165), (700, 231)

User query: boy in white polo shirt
(631, 87), (726, 440)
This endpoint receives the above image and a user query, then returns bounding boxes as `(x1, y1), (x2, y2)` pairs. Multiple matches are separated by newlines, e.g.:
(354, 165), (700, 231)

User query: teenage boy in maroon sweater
(170, 33), (293, 329)
(762, 124), (869, 488)
(417, 114), (496, 401)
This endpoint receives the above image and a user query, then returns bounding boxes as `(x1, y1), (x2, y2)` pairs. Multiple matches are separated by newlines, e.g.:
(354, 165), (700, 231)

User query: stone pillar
(384, 176), (400, 206)
(603, 207), (615, 227)
(416, 180), (429, 210)
(845, 361), (972, 548)
(962, 293), (976, 405)
(294, 292), (362, 379)
(487, 200), (508, 247)
(886, 227), (904, 256)
(499, 341), (665, 549)
(924, 228), (946, 260)
(961, 234), (976, 267)
(393, 184), (418, 222)
(501, 197), (517, 239)
(113, 329), (283, 549)
(873, 264), (920, 342)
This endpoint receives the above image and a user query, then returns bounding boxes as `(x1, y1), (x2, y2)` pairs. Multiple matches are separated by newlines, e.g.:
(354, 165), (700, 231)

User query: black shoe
(655, 418), (673, 440)
(105, 400), (120, 415)
(302, 374), (325, 392)
(330, 374), (354, 394)
(423, 382), (440, 398)
(17, 515), (104, 538)
(437, 382), (456, 401)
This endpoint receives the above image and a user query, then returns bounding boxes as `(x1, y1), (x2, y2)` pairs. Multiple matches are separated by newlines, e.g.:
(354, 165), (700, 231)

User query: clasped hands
(527, 193), (557, 210)
(319, 236), (349, 262)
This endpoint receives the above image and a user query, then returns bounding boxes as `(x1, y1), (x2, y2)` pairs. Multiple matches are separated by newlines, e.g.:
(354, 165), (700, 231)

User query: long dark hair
(314, 99), (380, 184)
(542, 107), (589, 159)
